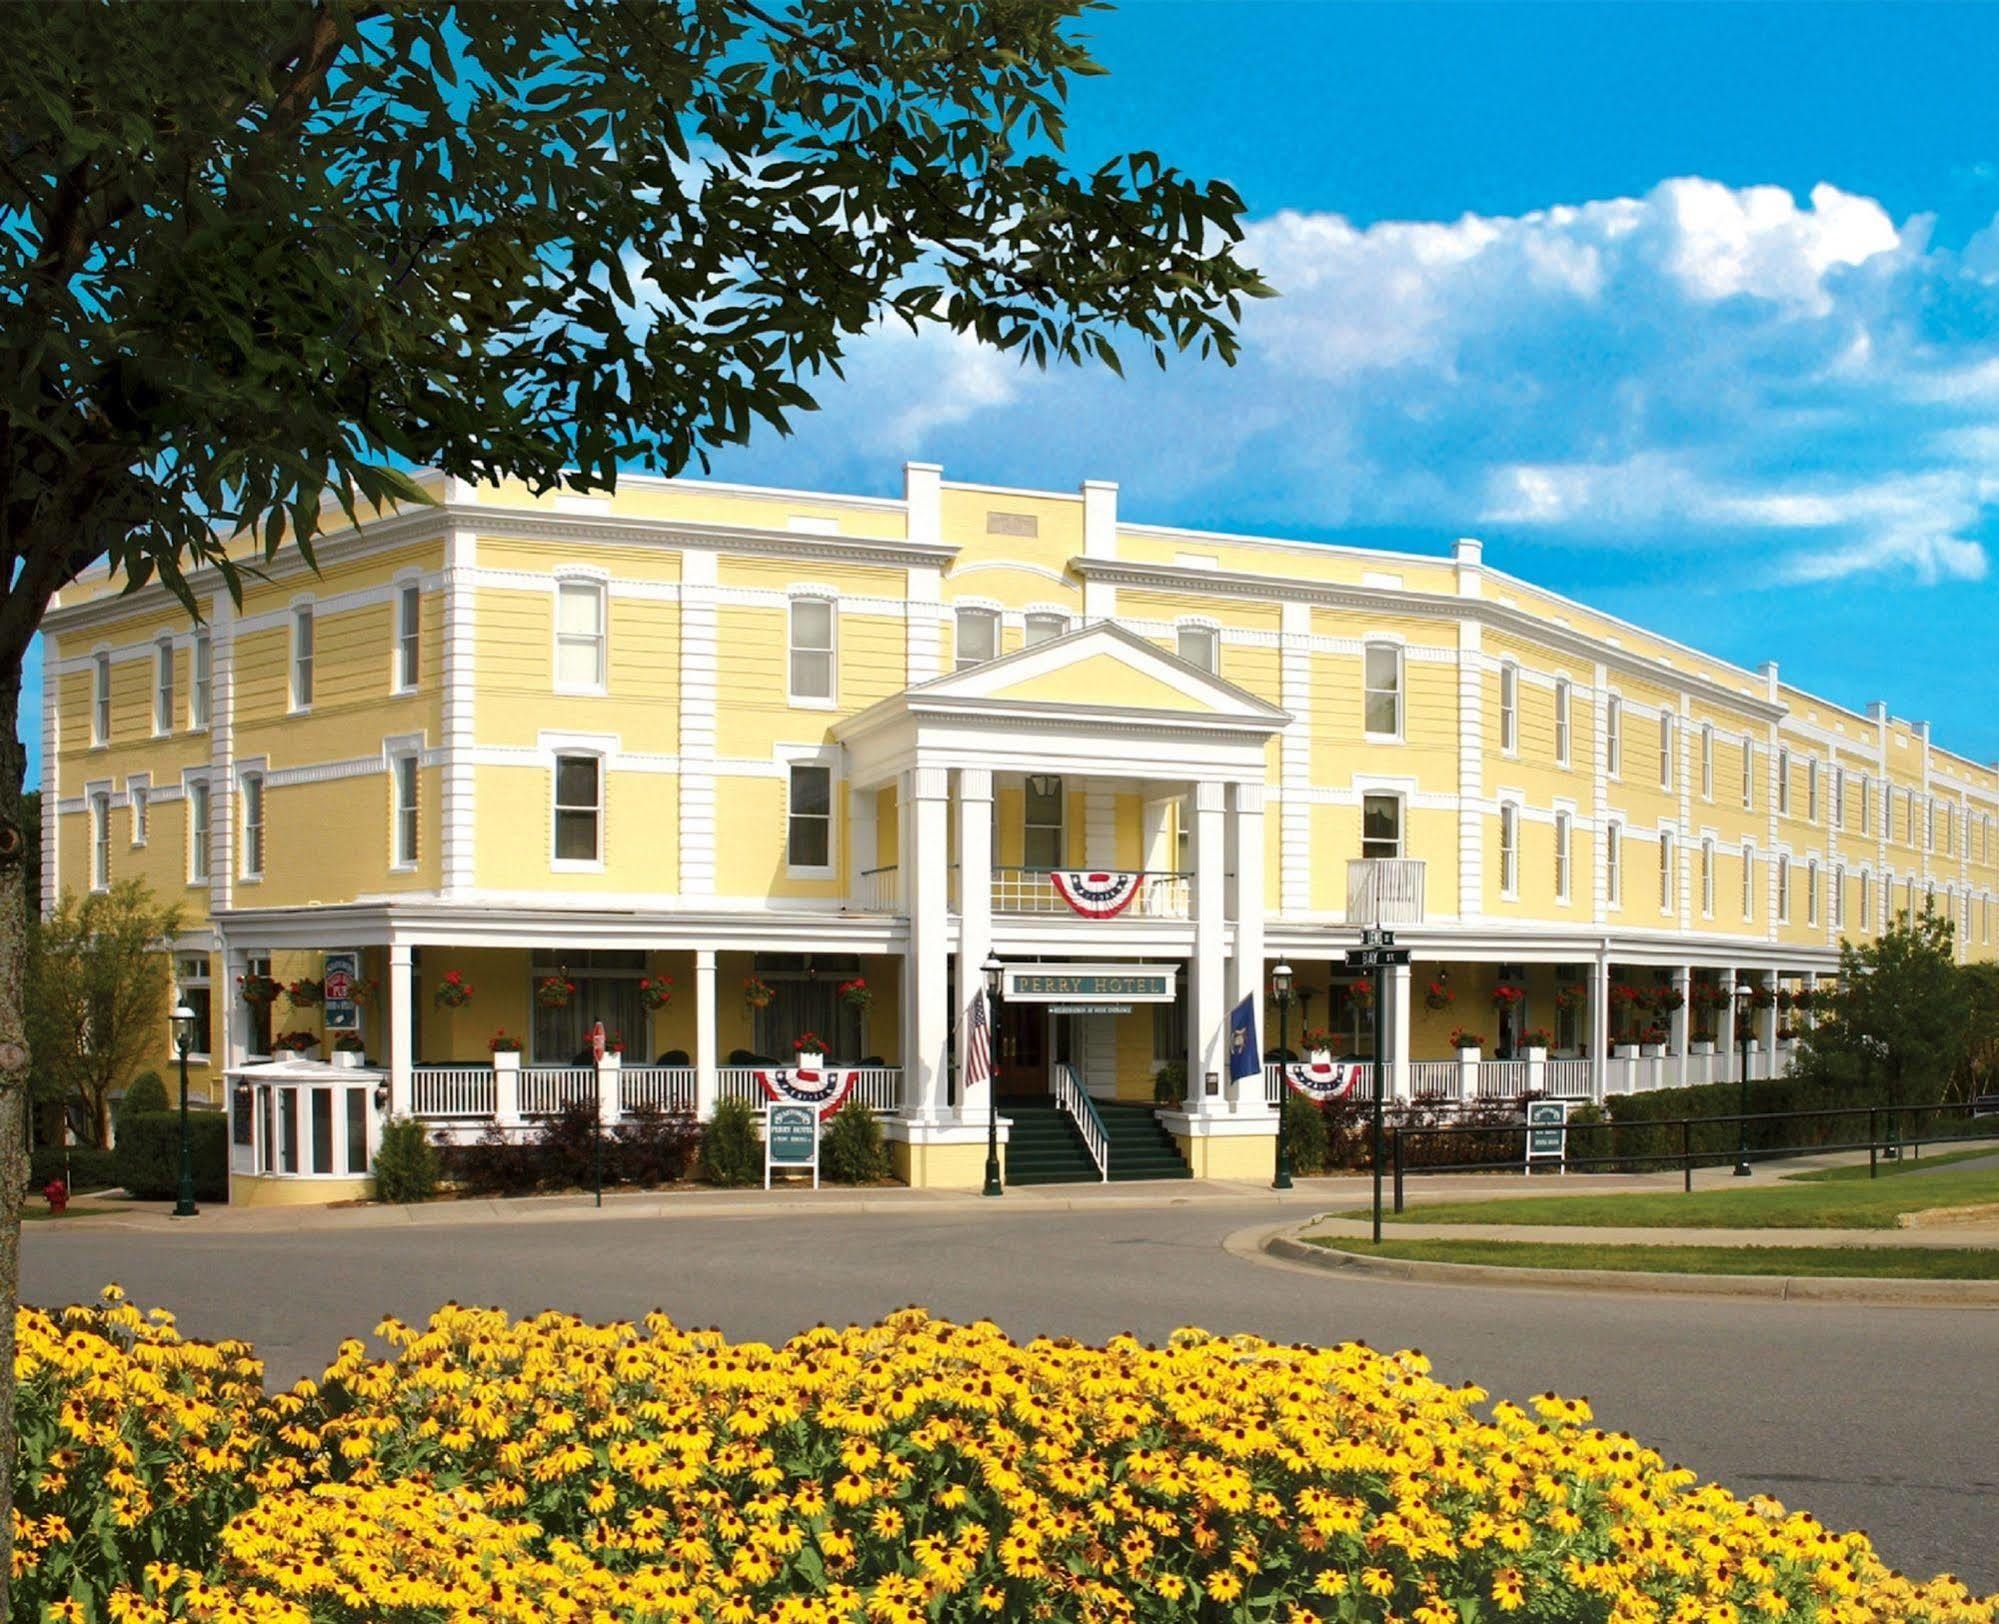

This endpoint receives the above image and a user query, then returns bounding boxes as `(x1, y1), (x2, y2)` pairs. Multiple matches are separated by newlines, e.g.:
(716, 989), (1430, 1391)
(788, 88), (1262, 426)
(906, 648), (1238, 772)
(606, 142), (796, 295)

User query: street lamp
(981, 953), (1004, 1198)
(170, 1002), (199, 1218)
(1270, 961), (1294, 1190)
(1732, 983), (1755, 1177)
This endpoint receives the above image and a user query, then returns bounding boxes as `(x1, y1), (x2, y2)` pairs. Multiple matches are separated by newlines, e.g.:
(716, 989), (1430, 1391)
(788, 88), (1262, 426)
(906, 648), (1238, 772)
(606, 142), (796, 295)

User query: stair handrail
(1052, 1063), (1109, 1181)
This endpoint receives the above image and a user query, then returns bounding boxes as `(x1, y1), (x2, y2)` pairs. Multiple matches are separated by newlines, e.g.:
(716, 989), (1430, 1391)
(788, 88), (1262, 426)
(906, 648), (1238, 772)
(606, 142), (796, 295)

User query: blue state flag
(1226, 993), (1261, 1085)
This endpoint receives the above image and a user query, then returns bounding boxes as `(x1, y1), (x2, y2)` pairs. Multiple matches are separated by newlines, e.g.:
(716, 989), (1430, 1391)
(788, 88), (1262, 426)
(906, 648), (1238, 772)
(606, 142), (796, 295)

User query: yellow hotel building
(41, 464), (1999, 1200)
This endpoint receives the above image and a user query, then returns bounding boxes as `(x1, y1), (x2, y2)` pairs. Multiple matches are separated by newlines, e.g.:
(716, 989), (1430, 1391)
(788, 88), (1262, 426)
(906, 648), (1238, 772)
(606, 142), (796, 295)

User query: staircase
(1003, 1099), (1191, 1186)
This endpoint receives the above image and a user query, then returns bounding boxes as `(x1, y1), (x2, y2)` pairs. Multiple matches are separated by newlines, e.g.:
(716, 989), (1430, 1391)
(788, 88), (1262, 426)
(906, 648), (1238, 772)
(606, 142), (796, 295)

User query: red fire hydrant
(42, 1178), (68, 1216)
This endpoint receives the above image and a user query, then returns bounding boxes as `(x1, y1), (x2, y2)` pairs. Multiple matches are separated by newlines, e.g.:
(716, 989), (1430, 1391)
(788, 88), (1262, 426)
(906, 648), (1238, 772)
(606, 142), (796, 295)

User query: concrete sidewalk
(1301, 1214), (1999, 1250)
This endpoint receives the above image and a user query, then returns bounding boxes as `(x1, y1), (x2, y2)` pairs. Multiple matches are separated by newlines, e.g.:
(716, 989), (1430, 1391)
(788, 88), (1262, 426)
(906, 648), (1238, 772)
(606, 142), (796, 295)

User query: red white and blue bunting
(1049, 870), (1144, 919)
(755, 1068), (857, 1118)
(1281, 1060), (1368, 1103)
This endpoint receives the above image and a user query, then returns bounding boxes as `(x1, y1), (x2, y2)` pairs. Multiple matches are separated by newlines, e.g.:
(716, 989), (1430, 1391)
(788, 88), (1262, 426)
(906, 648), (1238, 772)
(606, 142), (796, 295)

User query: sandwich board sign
(1525, 1099), (1568, 1171)
(765, 1103), (820, 1189)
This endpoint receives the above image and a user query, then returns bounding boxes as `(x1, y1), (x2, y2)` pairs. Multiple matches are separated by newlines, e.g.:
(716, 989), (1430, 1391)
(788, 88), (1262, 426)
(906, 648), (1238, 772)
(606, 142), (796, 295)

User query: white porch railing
(1409, 1060), (1460, 1097)
(1264, 1061), (1375, 1104)
(620, 1066), (696, 1114)
(1346, 858), (1426, 925)
(519, 1067), (597, 1116)
(1543, 1059), (1596, 1099)
(987, 866), (1192, 919)
(717, 1066), (903, 1113)
(410, 1067), (496, 1118)
(1052, 1063), (1108, 1181)
(1476, 1060), (1527, 1097)
(855, 865), (901, 911)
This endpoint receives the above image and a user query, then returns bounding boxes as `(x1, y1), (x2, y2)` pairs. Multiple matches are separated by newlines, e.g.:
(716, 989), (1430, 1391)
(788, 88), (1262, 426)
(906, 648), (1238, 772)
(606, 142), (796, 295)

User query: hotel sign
(1002, 965), (1177, 1005)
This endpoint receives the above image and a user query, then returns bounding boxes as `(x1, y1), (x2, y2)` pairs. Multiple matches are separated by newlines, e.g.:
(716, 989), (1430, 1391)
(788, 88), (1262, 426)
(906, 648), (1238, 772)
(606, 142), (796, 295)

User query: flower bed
(14, 1290), (1992, 1623)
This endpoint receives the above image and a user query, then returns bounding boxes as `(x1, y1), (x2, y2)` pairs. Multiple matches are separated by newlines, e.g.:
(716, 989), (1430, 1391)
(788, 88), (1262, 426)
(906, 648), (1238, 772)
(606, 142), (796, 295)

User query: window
(1832, 865), (1845, 928)
(1177, 624), (1218, 673)
(1363, 644), (1402, 737)
(1498, 662), (1518, 753)
(555, 580), (607, 691)
(529, 948), (653, 1065)
(786, 764), (832, 869)
(1806, 860), (1819, 926)
(1659, 830), (1674, 911)
(1742, 842), (1756, 920)
(245, 952), (274, 1057)
(392, 753), (419, 868)
(1024, 775), (1065, 869)
(397, 583), (421, 690)
(175, 955), (212, 1059)
(788, 597), (834, 702)
(1659, 713), (1674, 790)
(190, 632), (212, 729)
(240, 772), (265, 879)
(154, 639), (174, 735)
(1942, 803), (1954, 856)
(553, 755), (602, 863)
(89, 792), (110, 890)
(1498, 803), (1519, 896)
(1777, 854), (1791, 922)
(1831, 766), (1844, 829)
(1023, 612), (1068, 647)
(1925, 797), (1936, 853)
(954, 607), (998, 670)
(187, 780), (211, 883)
(1700, 725), (1713, 800)
(1883, 779), (1894, 839)
(1777, 749), (1790, 815)
(1859, 870), (1871, 932)
(128, 782), (149, 846)
(92, 653), (110, 745)
(1807, 758), (1819, 823)
(290, 606), (314, 709)
(1741, 738), (1754, 809)
(1554, 810), (1572, 902)
(1606, 696), (1622, 777)
(1859, 774), (1870, 835)
(1701, 839), (1714, 916)
(1361, 793), (1402, 860)
(1554, 679), (1571, 767)
(1605, 821), (1622, 905)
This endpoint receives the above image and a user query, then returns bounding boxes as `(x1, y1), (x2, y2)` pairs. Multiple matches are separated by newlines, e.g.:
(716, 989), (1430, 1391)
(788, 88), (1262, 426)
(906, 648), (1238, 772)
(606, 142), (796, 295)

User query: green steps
(1002, 1100), (1192, 1186)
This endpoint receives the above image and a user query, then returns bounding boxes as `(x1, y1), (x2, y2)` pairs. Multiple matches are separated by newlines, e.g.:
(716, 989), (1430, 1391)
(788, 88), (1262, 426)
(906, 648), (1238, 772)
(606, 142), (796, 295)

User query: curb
(1259, 1231), (1999, 1308)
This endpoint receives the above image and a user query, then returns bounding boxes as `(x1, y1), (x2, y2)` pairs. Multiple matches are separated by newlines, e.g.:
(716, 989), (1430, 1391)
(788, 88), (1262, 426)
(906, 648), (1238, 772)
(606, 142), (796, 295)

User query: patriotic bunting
(755, 1067), (857, 1118)
(1049, 870), (1145, 919)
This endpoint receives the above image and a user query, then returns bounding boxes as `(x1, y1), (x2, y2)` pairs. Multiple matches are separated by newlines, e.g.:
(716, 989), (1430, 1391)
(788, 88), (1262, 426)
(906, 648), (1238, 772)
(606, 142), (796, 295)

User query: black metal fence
(1387, 1100), (1993, 1214)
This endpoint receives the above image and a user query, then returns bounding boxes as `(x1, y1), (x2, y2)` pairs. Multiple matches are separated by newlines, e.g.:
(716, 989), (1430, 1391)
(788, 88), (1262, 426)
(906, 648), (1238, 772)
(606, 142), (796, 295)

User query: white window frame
(92, 651), (110, 746)
(391, 751), (420, 870)
(1176, 623), (1219, 674)
(1023, 773), (1066, 870)
(1832, 864), (1845, 929)
(787, 596), (836, 707)
(89, 790), (111, 891)
(289, 604), (315, 711)
(1700, 838), (1714, 918)
(1741, 841), (1755, 920)
(128, 778), (149, 847)
(1658, 713), (1674, 791)
(954, 606), (999, 671)
(1497, 801), (1519, 898)
(1553, 809), (1572, 904)
(1605, 820), (1622, 907)
(1553, 679), (1571, 768)
(786, 761), (835, 875)
(1858, 869), (1871, 933)
(174, 953), (212, 1063)
(1023, 611), (1069, 647)
(186, 776), (211, 885)
(1858, 774), (1870, 835)
(1777, 749), (1790, 816)
(1498, 661), (1519, 755)
(1741, 737), (1754, 810)
(1699, 724), (1713, 800)
(1805, 859), (1819, 926)
(1659, 829), (1674, 913)
(1363, 642), (1404, 741)
(554, 578), (608, 695)
(239, 769), (266, 881)
(154, 638), (174, 736)
(1360, 791), (1404, 861)
(1605, 695), (1622, 778)
(1807, 758), (1819, 823)
(1830, 766), (1844, 829)
(190, 631), (212, 731)
(1777, 854), (1791, 923)
(396, 582), (422, 692)
(550, 752), (605, 870)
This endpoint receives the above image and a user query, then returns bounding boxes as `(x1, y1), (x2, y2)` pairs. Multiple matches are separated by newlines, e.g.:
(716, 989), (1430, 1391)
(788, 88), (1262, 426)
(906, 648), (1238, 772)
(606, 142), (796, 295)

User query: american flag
(963, 988), (992, 1098)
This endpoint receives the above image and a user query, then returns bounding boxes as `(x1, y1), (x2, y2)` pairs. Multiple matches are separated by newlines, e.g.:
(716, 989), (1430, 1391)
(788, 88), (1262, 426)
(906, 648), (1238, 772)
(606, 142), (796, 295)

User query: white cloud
(706, 176), (1999, 585)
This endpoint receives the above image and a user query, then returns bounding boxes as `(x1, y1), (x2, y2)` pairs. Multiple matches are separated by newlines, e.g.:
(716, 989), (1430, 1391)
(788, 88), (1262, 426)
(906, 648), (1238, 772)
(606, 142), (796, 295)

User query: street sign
(766, 1103), (820, 1189)
(1525, 1099), (1569, 1168)
(1345, 947), (1413, 969)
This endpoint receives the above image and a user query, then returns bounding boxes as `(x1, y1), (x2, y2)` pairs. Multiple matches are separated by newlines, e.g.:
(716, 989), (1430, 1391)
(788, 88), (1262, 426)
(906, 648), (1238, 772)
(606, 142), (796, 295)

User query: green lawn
(1308, 1236), (1999, 1279)
(1371, 1166), (1999, 1230)
(1785, 1143), (1999, 1183)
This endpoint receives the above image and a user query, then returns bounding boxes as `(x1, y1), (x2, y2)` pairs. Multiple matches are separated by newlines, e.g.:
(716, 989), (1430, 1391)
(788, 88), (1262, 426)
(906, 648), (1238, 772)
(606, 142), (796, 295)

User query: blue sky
(27, 2), (1999, 783)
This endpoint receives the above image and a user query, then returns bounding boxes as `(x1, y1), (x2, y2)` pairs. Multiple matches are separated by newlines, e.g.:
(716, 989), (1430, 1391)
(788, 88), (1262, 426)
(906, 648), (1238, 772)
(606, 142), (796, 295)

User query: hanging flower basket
(434, 970), (474, 1010)
(344, 976), (380, 1008)
(1552, 983), (1587, 1012)
(1422, 979), (1454, 1012)
(637, 975), (673, 1012)
(237, 972), (281, 1007)
(1652, 987), (1685, 1014)
(1744, 985), (1776, 1011)
(1345, 978), (1376, 1007)
(1490, 984), (1525, 1011)
(535, 974), (577, 1010)
(284, 977), (325, 1009)
(743, 975), (777, 1011)
(837, 977), (874, 1012)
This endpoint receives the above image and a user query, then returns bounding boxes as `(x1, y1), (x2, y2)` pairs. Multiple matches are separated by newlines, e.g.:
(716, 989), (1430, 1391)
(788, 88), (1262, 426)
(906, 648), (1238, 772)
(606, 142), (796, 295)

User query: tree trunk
(0, 671), (33, 1619)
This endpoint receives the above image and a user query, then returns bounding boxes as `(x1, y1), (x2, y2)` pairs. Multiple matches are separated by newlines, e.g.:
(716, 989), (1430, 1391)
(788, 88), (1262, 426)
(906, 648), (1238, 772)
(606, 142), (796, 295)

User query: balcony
(1347, 858), (1426, 926)
(990, 866), (1192, 919)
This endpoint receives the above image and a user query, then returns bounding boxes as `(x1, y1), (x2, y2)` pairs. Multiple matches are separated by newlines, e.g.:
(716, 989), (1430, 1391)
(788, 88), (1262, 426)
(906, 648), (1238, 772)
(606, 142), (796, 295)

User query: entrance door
(996, 1003), (1048, 1098)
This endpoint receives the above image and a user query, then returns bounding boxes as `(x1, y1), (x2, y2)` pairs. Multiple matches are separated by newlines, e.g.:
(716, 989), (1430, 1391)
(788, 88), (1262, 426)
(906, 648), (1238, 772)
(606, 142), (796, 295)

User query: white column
(1669, 966), (1692, 1085)
(387, 944), (414, 1117)
(1759, 970), (1781, 1070)
(1589, 952), (1610, 1097)
(1185, 780), (1227, 1111)
(1228, 782), (1266, 1113)
(956, 768), (994, 1123)
(1387, 960), (1412, 1101)
(694, 949), (718, 1121)
(1080, 479), (1119, 622)
(905, 766), (952, 1120)
(1802, 970), (1819, 1038)
(440, 529), (478, 895)
(1719, 968), (1738, 1084)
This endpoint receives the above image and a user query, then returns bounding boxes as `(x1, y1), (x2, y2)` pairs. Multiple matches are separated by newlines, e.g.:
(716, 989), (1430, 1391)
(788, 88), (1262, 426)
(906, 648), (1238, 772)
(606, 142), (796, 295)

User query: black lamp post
(1733, 982), (1755, 1177)
(981, 952), (1004, 1198)
(171, 1002), (199, 1218)
(1271, 960), (1293, 1190)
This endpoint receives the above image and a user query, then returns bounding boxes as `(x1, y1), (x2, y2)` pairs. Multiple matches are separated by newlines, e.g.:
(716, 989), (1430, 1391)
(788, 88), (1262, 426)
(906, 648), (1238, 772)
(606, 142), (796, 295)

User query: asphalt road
(23, 1199), (1999, 1589)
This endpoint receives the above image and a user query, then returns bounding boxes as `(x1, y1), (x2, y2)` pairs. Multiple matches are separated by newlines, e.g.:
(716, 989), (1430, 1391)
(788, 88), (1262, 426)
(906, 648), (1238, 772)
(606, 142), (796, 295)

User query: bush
(700, 1097), (761, 1187)
(1152, 1059), (1185, 1107)
(614, 1105), (700, 1186)
(820, 1099), (892, 1184)
(532, 1100), (606, 1191)
(28, 1142), (120, 1194)
(114, 1070), (168, 1138)
(1280, 1092), (1328, 1174)
(371, 1116), (441, 1204)
(111, 1110), (228, 1201)
(442, 1123), (540, 1197)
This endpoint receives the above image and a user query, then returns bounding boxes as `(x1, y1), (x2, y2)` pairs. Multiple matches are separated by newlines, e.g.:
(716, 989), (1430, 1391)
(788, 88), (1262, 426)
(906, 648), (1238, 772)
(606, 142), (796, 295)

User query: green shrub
(372, 1117), (441, 1204)
(1281, 1093), (1328, 1175)
(441, 1125), (538, 1197)
(29, 1143), (120, 1193)
(533, 1101), (606, 1191)
(112, 1111), (228, 1201)
(821, 1100), (892, 1184)
(614, 1106), (700, 1186)
(1152, 1060), (1185, 1108)
(700, 1098), (761, 1188)
(114, 1071), (168, 1137)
